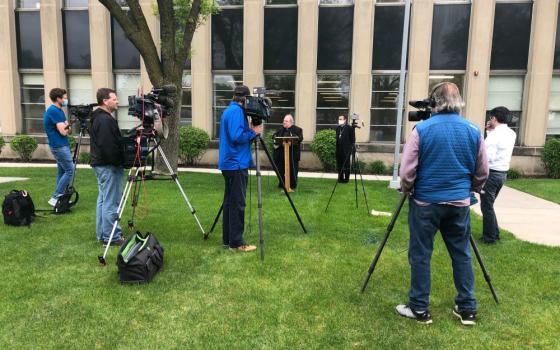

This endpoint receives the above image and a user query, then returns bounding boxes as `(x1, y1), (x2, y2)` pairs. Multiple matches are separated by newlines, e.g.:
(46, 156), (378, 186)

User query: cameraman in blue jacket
(218, 85), (263, 252)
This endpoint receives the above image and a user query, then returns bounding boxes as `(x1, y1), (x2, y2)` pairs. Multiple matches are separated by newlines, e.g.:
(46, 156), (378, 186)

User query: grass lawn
(1, 167), (559, 349)
(506, 178), (560, 205)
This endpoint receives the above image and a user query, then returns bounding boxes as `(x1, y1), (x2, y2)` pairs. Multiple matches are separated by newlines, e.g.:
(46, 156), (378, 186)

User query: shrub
(68, 135), (76, 150)
(353, 160), (368, 174)
(0, 136), (5, 157)
(542, 138), (560, 178)
(369, 160), (386, 175)
(79, 152), (91, 164)
(10, 135), (38, 162)
(179, 126), (210, 166)
(311, 129), (336, 171)
(507, 168), (523, 180)
(263, 129), (275, 153)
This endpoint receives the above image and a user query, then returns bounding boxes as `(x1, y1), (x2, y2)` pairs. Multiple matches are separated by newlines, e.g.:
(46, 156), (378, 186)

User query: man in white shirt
(480, 106), (517, 244)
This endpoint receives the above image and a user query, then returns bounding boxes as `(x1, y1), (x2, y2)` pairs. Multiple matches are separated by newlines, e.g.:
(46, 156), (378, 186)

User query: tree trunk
(156, 80), (183, 173)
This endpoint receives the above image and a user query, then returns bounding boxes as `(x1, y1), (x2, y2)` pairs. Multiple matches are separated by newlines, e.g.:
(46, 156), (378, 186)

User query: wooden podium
(274, 136), (300, 192)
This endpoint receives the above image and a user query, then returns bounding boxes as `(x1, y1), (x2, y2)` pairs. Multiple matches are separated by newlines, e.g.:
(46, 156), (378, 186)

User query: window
(372, 4), (407, 71)
(67, 74), (92, 105)
(20, 74), (45, 134)
(115, 73), (141, 130)
(316, 74), (350, 131)
(486, 75), (523, 144)
(319, 0), (353, 4)
(64, 0), (88, 7)
(216, 0), (243, 5)
(548, 76), (560, 138)
(264, 74), (296, 130)
(15, 11), (42, 69)
(430, 4), (470, 70)
(317, 6), (354, 70)
(213, 74), (243, 138)
(555, 6), (560, 70)
(266, 0), (296, 4)
(181, 74), (192, 126)
(491, 3), (533, 70)
(17, 0), (40, 9)
(428, 74), (465, 96)
(212, 9), (243, 70)
(370, 75), (404, 142)
(264, 7), (298, 70)
(63, 10), (91, 69)
(111, 16), (140, 70)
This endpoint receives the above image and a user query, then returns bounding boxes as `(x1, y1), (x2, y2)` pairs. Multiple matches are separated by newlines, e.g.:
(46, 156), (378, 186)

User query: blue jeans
(93, 165), (124, 242)
(50, 146), (74, 198)
(408, 200), (476, 312)
(481, 170), (507, 242)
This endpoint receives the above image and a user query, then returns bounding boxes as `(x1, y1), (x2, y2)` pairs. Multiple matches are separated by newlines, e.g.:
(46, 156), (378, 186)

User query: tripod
(98, 132), (206, 266)
(360, 193), (500, 304)
(325, 121), (370, 214)
(207, 135), (307, 261)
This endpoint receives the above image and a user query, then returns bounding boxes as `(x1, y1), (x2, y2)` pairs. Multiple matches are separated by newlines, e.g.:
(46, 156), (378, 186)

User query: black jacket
(273, 125), (304, 161)
(90, 108), (123, 166)
(336, 124), (355, 158)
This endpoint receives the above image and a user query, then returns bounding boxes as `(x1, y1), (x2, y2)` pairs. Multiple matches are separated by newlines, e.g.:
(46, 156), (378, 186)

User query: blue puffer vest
(413, 113), (481, 203)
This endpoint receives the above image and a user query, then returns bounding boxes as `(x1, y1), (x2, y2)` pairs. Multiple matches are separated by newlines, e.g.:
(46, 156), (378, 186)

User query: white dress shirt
(485, 124), (516, 171)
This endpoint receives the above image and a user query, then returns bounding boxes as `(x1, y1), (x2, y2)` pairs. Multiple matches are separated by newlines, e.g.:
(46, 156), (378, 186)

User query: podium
(274, 136), (300, 192)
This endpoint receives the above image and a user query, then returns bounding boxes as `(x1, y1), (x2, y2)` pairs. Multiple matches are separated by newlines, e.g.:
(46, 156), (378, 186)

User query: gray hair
(430, 82), (464, 114)
(284, 114), (294, 123)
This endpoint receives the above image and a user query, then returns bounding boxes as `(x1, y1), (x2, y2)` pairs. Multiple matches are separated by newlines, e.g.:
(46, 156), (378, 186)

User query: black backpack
(54, 186), (79, 214)
(117, 232), (164, 283)
(2, 190), (35, 226)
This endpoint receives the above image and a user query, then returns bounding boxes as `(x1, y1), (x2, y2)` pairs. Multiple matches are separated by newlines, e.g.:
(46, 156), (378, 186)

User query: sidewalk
(1, 162), (558, 246)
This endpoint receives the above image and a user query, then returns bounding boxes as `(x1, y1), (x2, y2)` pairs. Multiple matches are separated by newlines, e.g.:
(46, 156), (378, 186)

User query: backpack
(54, 186), (79, 214)
(2, 190), (35, 226)
(117, 231), (164, 283)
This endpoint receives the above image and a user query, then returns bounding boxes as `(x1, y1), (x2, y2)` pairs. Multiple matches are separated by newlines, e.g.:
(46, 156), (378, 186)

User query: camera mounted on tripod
(69, 103), (98, 131)
(408, 98), (435, 122)
(350, 113), (362, 129)
(245, 87), (272, 126)
(127, 85), (176, 139)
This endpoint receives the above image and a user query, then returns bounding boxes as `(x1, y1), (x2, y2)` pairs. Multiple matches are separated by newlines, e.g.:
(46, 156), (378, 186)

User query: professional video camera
(69, 103), (98, 129)
(408, 98), (434, 122)
(127, 85), (176, 137)
(245, 87), (272, 126)
(350, 113), (362, 128)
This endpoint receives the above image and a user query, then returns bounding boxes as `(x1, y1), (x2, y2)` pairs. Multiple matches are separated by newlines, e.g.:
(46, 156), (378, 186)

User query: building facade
(1, 0), (559, 174)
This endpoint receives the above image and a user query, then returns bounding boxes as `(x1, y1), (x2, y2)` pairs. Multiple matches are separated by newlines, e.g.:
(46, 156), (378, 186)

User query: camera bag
(54, 186), (79, 214)
(117, 231), (164, 283)
(2, 190), (35, 226)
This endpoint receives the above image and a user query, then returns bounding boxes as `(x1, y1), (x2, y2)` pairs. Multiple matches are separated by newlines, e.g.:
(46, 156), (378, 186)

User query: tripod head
(350, 113), (363, 129)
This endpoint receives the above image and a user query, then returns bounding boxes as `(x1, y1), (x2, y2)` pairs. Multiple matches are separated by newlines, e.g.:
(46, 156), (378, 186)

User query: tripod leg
(353, 148), (358, 209)
(361, 193), (407, 293)
(207, 203), (224, 239)
(259, 137), (307, 233)
(325, 150), (351, 212)
(98, 167), (138, 266)
(155, 146), (207, 237)
(469, 235), (500, 304)
(324, 178), (340, 213)
(255, 137), (265, 261)
(354, 151), (370, 214)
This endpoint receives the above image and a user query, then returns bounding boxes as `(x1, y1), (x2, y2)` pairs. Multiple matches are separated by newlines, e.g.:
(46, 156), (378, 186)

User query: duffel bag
(117, 231), (164, 283)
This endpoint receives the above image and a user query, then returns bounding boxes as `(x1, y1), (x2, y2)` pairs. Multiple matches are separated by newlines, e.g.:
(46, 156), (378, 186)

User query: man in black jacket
(336, 115), (354, 183)
(90, 88), (125, 246)
(273, 114), (304, 189)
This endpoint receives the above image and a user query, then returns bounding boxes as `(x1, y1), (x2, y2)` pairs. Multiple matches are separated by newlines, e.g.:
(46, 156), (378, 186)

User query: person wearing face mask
(44, 88), (73, 207)
(336, 115), (354, 183)
(273, 114), (303, 189)
(90, 88), (125, 246)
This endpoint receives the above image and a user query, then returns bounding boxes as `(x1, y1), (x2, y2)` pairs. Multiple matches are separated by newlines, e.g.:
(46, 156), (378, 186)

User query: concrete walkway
(1, 162), (558, 246)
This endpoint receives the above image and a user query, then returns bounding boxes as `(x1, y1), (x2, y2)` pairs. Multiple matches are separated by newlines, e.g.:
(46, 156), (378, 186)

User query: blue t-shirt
(43, 104), (69, 148)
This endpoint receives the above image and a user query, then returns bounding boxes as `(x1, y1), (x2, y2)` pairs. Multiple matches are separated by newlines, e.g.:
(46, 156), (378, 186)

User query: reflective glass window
(68, 74), (92, 105)
(372, 5), (406, 71)
(486, 75), (524, 144)
(428, 74), (465, 97)
(115, 73), (141, 130)
(181, 73), (192, 126)
(316, 74), (350, 131)
(63, 10), (91, 69)
(216, 0), (243, 5)
(370, 75), (405, 142)
(317, 6), (354, 70)
(112, 16), (141, 70)
(64, 0), (89, 7)
(554, 6), (560, 69)
(430, 4), (470, 70)
(213, 74), (243, 138)
(264, 74), (296, 130)
(212, 10), (243, 70)
(17, 0), (40, 9)
(16, 11), (43, 69)
(21, 74), (45, 134)
(491, 3), (533, 70)
(264, 7), (298, 70)
(548, 76), (560, 137)
(266, 0), (297, 4)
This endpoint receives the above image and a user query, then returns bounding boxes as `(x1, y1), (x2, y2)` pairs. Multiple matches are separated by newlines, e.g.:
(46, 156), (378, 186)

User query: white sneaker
(48, 197), (58, 207)
(395, 304), (433, 324)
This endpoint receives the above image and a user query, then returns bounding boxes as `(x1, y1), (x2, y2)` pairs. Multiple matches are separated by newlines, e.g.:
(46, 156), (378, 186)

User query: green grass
(506, 178), (560, 204)
(0, 168), (559, 349)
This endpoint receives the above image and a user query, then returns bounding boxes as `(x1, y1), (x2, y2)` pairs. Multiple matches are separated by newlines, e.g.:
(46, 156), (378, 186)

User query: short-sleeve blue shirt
(43, 104), (69, 148)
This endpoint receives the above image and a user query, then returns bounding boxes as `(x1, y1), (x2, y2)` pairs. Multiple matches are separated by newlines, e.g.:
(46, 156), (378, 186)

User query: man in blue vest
(397, 82), (489, 326)
(218, 85), (263, 252)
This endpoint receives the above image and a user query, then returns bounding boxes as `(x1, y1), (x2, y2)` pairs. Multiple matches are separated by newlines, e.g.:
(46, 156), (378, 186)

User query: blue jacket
(218, 102), (256, 170)
(414, 113), (481, 203)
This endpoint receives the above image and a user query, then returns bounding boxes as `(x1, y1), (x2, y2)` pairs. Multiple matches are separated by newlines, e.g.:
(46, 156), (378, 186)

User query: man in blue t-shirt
(43, 88), (73, 207)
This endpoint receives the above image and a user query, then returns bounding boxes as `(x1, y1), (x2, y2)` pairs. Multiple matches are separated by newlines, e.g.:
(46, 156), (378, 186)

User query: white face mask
(338, 120), (345, 125)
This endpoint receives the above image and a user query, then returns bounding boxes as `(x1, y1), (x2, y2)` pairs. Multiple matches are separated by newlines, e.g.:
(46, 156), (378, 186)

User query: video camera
(350, 113), (362, 128)
(69, 103), (98, 130)
(127, 85), (176, 137)
(245, 87), (272, 126)
(408, 98), (434, 122)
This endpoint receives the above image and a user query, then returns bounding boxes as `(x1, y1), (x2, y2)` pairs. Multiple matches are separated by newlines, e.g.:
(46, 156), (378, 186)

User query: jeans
(93, 165), (124, 242)
(50, 146), (74, 198)
(408, 200), (476, 312)
(481, 170), (507, 242)
(222, 169), (249, 248)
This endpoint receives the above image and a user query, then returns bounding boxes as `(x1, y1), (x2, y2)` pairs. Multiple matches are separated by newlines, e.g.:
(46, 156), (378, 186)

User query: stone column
(463, 0), (495, 131)
(140, 0), (160, 92)
(243, 0), (264, 89)
(295, 0), (319, 140)
(191, 20), (213, 134)
(0, 0), (22, 134)
(89, 0), (113, 96)
(350, 0), (374, 142)
(404, 0), (433, 137)
(523, 0), (559, 147)
(41, 0), (66, 108)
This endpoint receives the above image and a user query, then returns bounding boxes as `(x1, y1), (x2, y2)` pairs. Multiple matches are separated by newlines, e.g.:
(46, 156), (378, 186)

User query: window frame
(212, 71), (244, 139)
(316, 71), (351, 132)
(263, 71), (297, 130)
(370, 71), (406, 143)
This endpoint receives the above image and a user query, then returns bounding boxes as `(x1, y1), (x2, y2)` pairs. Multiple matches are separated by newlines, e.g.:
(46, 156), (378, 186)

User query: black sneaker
(103, 236), (126, 247)
(453, 305), (477, 326)
(395, 304), (433, 324)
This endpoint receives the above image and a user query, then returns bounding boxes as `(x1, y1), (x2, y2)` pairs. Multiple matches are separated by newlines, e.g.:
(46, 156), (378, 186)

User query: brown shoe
(230, 245), (257, 252)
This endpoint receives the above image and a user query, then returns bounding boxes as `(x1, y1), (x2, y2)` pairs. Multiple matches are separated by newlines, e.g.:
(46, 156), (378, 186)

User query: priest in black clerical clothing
(273, 114), (304, 189)
(336, 115), (355, 183)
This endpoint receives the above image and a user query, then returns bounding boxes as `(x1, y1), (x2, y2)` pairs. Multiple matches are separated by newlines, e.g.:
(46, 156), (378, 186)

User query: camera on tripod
(127, 85), (176, 137)
(408, 98), (434, 122)
(350, 113), (361, 128)
(69, 103), (98, 130)
(245, 87), (272, 126)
